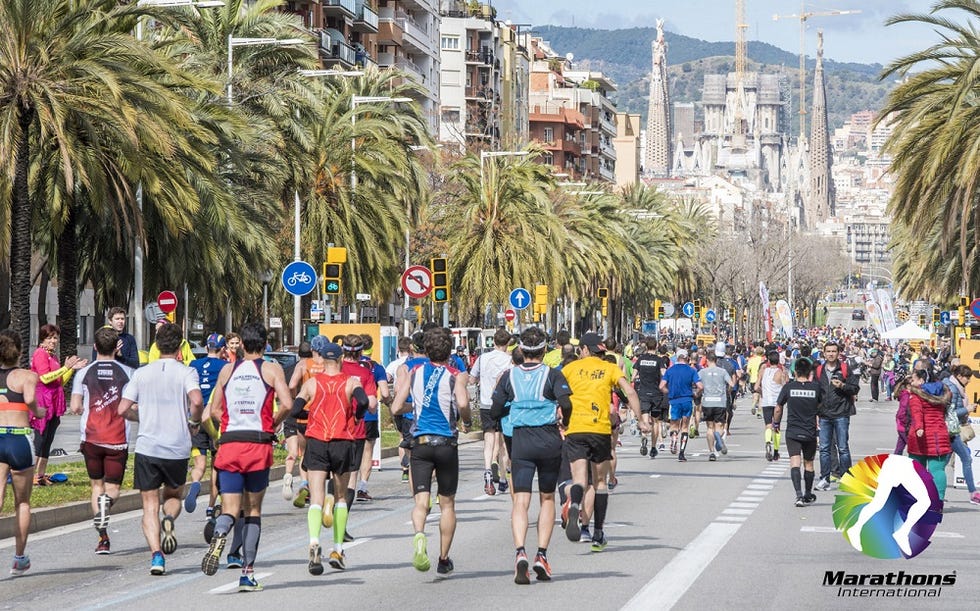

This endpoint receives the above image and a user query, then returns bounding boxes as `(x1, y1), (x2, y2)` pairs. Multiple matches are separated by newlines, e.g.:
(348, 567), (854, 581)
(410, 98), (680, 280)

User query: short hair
(604, 337), (618, 352)
(398, 336), (413, 352)
(297, 341), (312, 358)
(707, 353), (718, 363)
(38, 324), (60, 344)
(799, 344), (812, 357)
(155, 323), (183, 355)
(794, 357), (813, 378)
(493, 328), (511, 347)
(953, 364), (974, 379)
(823, 341), (840, 351)
(556, 330), (571, 346)
(226, 332), (241, 342)
(107, 306), (127, 320)
(423, 327), (453, 363)
(360, 333), (373, 350)
(332, 334), (345, 344)
(645, 338), (658, 351)
(519, 327), (547, 360)
(94, 327), (120, 356)
(343, 333), (364, 356)
(240, 322), (267, 353)
(0, 330), (22, 367)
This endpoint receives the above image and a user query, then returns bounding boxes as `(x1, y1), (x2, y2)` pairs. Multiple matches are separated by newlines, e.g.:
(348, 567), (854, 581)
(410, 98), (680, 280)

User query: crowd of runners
(2, 311), (978, 588)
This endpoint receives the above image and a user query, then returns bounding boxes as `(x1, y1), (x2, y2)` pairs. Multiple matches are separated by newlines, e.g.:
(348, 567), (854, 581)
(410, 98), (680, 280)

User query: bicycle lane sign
(282, 261), (318, 296)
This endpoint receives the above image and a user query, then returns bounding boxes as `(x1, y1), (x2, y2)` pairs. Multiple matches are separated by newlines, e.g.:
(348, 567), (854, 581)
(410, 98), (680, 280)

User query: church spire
(807, 30), (834, 225)
(644, 19), (671, 177)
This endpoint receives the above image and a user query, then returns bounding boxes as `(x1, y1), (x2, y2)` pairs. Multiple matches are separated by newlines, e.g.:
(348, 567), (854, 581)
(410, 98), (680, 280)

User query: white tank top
(760, 365), (785, 407)
(221, 359), (274, 434)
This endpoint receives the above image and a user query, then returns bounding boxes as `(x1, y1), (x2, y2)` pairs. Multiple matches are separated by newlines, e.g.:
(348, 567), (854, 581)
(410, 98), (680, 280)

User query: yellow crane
(773, 2), (861, 141)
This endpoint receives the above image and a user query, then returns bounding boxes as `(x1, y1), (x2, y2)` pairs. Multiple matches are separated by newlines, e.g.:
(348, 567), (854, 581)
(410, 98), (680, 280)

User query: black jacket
(816, 360), (860, 419)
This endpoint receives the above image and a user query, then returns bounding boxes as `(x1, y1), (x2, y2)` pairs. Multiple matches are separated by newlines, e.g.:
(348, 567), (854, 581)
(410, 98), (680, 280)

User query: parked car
(264, 351), (299, 371)
(851, 309), (866, 321)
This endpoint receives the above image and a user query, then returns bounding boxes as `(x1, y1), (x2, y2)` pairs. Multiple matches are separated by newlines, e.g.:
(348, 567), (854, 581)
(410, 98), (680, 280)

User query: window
(543, 127), (553, 142)
(441, 108), (461, 123)
(441, 35), (460, 50)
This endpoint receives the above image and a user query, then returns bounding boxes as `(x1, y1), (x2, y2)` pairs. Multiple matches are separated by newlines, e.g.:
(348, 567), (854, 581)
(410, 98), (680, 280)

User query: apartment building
(613, 112), (641, 188)
(281, 1), (380, 69)
(377, 0), (441, 133)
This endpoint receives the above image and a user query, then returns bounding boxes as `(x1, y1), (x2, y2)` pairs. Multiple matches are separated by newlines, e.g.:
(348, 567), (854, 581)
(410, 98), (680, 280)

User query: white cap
(715, 341), (727, 357)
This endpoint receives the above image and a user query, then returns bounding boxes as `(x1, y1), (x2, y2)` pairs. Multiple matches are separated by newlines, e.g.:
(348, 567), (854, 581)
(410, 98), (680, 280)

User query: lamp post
(479, 150), (530, 187)
(350, 96), (411, 196)
(260, 269), (274, 330)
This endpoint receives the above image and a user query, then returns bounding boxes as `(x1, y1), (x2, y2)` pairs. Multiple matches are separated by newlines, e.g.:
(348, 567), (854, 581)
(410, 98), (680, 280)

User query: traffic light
(728, 306), (736, 321)
(598, 287), (609, 299)
(601, 297), (608, 317)
(431, 257), (449, 302)
(918, 314), (926, 327)
(933, 307), (941, 326)
(655, 299), (665, 320)
(326, 246), (347, 264)
(742, 310), (748, 323)
(322, 262), (342, 295)
(960, 296), (968, 323)
(534, 284), (548, 315)
(694, 299), (702, 320)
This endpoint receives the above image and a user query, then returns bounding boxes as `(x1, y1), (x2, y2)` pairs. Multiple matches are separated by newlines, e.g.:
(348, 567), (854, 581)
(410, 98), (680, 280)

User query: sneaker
(96, 535), (111, 555)
(514, 550), (530, 585)
(401, 469), (409, 483)
(94, 493), (111, 530)
(829, 474), (841, 483)
(204, 517), (215, 544)
(772, 450), (780, 461)
(308, 544), (324, 575)
(184, 481), (201, 513)
(564, 503), (582, 542)
(491, 462), (500, 484)
(608, 475), (618, 490)
(765, 441), (773, 462)
(640, 437), (649, 456)
(149, 551), (165, 576)
(226, 553), (243, 569)
(293, 484), (310, 509)
(10, 555), (30, 576)
(708, 453), (717, 462)
(412, 532), (430, 572)
(579, 526), (592, 543)
(669, 435), (678, 455)
(650, 446), (659, 458)
(532, 553), (552, 581)
(751, 406), (757, 416)
(328, 550), (346, 570)
(484, 470), (496, 496)
(282, 473), (294, 501)
(803, 493), (817, 504)
(238, 573), (262, 592)
(719, 436), (728, 455)
(795, 495), (805, 507)
(971, 492), (980, 506)
(436, 557), (454, 576)
(814, 478), (831, 491)
(560, 496), (570, 529)
(160, 515), (178, 555)
(356, 490), (372, 503)
(590, 531), (608, 552)
(498, 479), (509, 494)
(322, 494), (335, 529)
(201, 533), (227, 576)
(658, 442), (666, 451)
(678, 452), (687, 462)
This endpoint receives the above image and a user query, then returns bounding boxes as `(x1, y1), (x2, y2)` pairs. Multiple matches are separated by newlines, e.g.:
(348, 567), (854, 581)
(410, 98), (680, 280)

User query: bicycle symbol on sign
(286, 271), (312, 287)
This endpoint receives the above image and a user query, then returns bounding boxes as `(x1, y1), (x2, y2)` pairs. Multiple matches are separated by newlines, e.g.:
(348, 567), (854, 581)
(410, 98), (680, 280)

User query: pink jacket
(30, 346), (67, 434)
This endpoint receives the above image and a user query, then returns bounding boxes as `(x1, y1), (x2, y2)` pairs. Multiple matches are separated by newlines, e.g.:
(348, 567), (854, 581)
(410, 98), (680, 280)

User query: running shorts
(503, 433), (512, 457)
(640, 393), (667, 419)
(700, 406), (727, 424)
(81, 442), (128, 484)
(762, 405), (777, 425)
(214, 442), (274, 473)
(191, 430), (214, 456)
(302, 438), (355, 475)
(350, 438), (366, 472)
(0, 431), (34, 471)
(364, 420), (380, 440)
(786, 438), (817, 461)
(133, 453), (187, 491)
(283, 418), (307, 439)
(479, 408), (499, 433)
(511, 425), (562, 494)
(563, 433), (612, 464)
(216, 468), (270, 494)
(393, 415), (413, 449)
(410, 443), (459, 497)
(669, 399), (694, 421)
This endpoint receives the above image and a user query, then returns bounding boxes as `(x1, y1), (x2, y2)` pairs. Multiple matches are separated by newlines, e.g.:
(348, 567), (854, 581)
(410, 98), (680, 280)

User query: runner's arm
(289, 378), (316, 418)
(617, 375), (646, 431)
(288, 359), (305, 394)
(185, 368), (204, 425)
(489, 371), (513, 421)
(455, 372), (471, 430)
(390, 364), (412, 415)
(266, 361), (293, 427)
(21, 371), (42, 420)
(352, 382), (369, 421)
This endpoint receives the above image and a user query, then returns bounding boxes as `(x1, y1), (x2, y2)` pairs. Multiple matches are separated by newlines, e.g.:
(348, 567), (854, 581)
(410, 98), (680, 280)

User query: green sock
(333, 502), (349, 550)
(307, 504), (322, 544)
(773, 431), (781, 450)
(764, 428), (773, 444)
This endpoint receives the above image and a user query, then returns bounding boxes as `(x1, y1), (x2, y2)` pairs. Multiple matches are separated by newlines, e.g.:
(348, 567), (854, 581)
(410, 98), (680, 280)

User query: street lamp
(479, 150), (530, 186)
(298, 69), (364, 77)
(260, 269), (274, 330)
(350, 96), (411, 196)
(227, 36), (306, 104)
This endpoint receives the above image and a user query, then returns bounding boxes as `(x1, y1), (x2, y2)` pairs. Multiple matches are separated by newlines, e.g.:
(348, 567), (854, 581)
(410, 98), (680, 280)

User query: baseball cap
(580, 332), (605, 352)
(715, 341), (726, 357)
(310, 335), (342, 360)
(676, 348), (689, 360)
(207, 333), (226, 349)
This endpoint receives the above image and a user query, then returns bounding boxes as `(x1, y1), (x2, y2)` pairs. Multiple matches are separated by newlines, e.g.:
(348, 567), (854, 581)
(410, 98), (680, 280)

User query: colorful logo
(832, 454), (943, 559)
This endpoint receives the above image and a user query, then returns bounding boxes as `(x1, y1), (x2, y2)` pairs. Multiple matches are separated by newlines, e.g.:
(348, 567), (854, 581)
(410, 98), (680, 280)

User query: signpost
(971, 298), (980, 319)
(504, 308), (517, 322)
(705, 309), (717, 323)
(269, 317), (283, 329)
(401, 266), (433, 299)
(157, 290), (178, 314)
(663, 303), (675, 318)
(509, 288), (532, 311)
(682, 301), (695, 318)
(281, 261), (318, 296)
(940, 311), (951, 326)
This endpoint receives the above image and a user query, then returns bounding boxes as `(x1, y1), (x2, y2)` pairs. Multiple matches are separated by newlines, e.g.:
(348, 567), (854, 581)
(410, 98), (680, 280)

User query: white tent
(881, 320), (932, 340)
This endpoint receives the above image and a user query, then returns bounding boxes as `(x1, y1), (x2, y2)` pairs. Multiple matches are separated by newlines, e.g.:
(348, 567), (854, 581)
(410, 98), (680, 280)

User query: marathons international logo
(832, 454), (943, 559)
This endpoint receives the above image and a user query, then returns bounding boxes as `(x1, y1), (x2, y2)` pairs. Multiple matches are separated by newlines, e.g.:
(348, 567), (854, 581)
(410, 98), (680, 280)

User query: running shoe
(772, 450), (780, 461)
(226, 553), (243, 569)
(590, 531), (608, 552)
(322, 493), (335, 529)
(328, 550), (346, 571)
(514, 550), (530, 585)
(282, 473), (294, 501)
(719, 436), (728, 455)
(560, 496), (570, 529)
(564, 503), (582, 542)
(678, 452), (687, 462)
(96, 535), (111, 555)
(10, 555), (30, 576)
(293, 484), (310, 509)
(308, 544), (324, 575)
(498, 479), (509, 494)
(436, 557), (454, 576)
(185, 481), (201, 513)
(356, 490), (373, 503)
(658, 442), (666, 451)
(713, 431), (723, 452)
(650, 446), (659, 458)
(751, 406), (757, 416)
(484, 470), (496, 496)
(669, 435), (678, 455)
(238, 573), (262, 592)
(160, 515), (178, 555)
(795, 496), (805, 507)
(608, 475), (618, 490)
(94, 493), (111, 530)
(640, 437), (649, 456)
(401, 468), (409, 483)
(803, 493), (817, 504)
(708, 453), (717, 462)
(150, 551), (165, 575)
(579, 526), (592, 543)
(532, 553), (552, 581)
(491, 462), (500, 484)
(765, 441), (773, 462)
(201, 533), (227, 576)
(971, 492), (980, 505)
(204, 517), (216, 544)
(412, 532), (430, 572)
(814, 478), (831, 491)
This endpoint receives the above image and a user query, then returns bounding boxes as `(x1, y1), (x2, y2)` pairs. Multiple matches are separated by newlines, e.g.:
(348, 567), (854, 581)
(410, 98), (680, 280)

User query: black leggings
(34, 416), (61, 459)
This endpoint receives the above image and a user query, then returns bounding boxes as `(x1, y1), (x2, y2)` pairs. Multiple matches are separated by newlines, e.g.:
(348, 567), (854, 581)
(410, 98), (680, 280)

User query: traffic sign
(355, 293), (372, 301)
(157, 290), (178, 314)
(509, 288), (532, 310)
(269, 317), (283, 329)
(940, 311), (951, 326)
(504, 308), (517, 322)
(401, 266), (433, 299)
(682, 301), (695, 318)
(403, 307), (418, 322)
(281, 261), (318, 297)
(144, 302), (165, 325)
(663, 302), (675, 317)
(705, 309), (717, 323)
(971, 298), (980, 318)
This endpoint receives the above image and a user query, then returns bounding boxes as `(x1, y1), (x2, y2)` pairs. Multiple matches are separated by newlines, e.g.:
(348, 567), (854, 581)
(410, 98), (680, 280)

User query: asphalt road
(3, 397), (978, 610)
(825, 306), (870, 332)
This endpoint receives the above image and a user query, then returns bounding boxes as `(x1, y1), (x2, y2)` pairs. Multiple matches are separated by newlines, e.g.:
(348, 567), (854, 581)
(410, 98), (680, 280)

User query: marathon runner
(187, 333), (227, 515)
(774, 357), (822, 506)
(470, 329), (514, 496)
(287, 342), (326, 506)
(356, 333), (389, 502)
(632, 338), (668, 458)
(660, 349), (703, 463)
(385, 336), (415, 483)
(698, 353), (732, 461)
(758, 349), (789, 461)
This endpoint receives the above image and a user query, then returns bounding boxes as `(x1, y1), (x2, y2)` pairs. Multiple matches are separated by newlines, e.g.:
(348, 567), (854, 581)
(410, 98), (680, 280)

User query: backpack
(816, 360), (848, 382)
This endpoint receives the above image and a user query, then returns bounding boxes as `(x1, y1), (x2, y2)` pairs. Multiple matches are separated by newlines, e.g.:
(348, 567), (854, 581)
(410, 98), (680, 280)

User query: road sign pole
(443, 301), (449, 329)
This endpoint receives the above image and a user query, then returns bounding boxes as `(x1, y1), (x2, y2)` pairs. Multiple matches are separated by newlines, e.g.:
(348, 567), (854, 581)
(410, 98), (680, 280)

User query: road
(3, 397), (978, 610)
(825, 306), (870, 332)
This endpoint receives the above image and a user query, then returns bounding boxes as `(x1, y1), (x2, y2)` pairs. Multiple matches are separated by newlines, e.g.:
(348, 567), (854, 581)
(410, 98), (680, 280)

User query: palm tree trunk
(57, 210), (79, 361)
(10, 106), (35, 366)
(36, 267), (49, 332)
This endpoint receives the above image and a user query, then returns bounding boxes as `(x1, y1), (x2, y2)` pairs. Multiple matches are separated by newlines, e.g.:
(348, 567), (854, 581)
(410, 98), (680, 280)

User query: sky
(490, 0), (942, 65)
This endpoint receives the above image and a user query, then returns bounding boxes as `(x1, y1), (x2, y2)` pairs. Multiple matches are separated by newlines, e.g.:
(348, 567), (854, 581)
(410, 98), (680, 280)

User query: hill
(533, 25), (892, 132)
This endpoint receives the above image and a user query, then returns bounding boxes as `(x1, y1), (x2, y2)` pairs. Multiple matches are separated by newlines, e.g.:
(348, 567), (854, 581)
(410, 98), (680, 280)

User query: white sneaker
(282, 473), (294, 501)
(814, 478), (831, 491)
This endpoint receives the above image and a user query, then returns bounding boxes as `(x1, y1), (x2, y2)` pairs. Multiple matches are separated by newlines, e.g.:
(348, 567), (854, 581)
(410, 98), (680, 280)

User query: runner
(187, 333), (227, 515)
(543, 330), (571, 368)
(391, 327), (471, 575)
(757, 349), (789, 461)
(660, 349), (703, 463)
(562, 333), (646, 551)
(490, 327), (571, 583)
(633, 338), (667, 458)
(200, 322), (292, 592)
(287, 342), (326, 506)
(774, 357), (822, 506)
(291, 337), (369, 574)
(698, 353), (732, 461)
(69, 327), (134, 554)
(356, 333), (389, 503)
(0, 330), (42, 576)
(385, 336), (415, 483)
(117, 323), (203, 576)
(393, 330), (435, 491)
(470, 328), (514, 496)
(747, 346), (765, 417)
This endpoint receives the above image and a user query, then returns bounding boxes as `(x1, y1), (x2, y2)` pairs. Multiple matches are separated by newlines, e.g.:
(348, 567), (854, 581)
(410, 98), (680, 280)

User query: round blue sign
(682, 301), (695, 318)
(705, 309), (717, 323)
(971, 299), (980, 319)
(509, 288), (532, 311)
(282, 261), (318, 297)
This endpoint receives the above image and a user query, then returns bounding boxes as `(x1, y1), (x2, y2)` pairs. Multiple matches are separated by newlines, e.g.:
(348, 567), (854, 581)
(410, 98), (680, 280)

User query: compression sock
(516, 546), (526, 555)
(773, 431), (781, 450)
(764, 428), (773, 444)
(214, 513), (235, 538)
(345, 489), (355, 510)
(804, 470), (815, 495)
(679, 432), (688, 454)
(593, 490), (609, 531)
(333, 503), (349, 553)
(241, 517), (261, 569)
(308, 504), (322, 544)
(536, 547), (547, 557)
(230, 512), (245, 554)
(569, 483), (584, 506)
(557, 480), (570, 505)
(791, 467), (802, 496)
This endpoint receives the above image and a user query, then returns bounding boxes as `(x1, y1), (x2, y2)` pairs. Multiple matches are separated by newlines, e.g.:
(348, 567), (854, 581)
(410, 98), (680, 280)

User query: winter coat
(907, 392), (952, 457)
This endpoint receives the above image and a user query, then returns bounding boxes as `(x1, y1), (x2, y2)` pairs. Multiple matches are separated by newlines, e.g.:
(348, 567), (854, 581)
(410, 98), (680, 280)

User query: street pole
(293, 190), (301, 346)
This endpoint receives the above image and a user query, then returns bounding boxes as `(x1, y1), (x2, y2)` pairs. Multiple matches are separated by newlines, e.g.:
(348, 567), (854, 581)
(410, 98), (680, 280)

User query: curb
(0, 432), (483, 539)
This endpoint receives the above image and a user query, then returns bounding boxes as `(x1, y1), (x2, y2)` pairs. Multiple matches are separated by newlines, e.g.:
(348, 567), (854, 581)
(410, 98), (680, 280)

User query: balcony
(377, 17), (403, 45)
(318, 30), (332, 57)
(396, 56), (424, 80)
(465, 50), (494, 66)
(539, 138), (582, 156)
(320, 29), (356, 67)
(323, 0), (356, 18)
(464, 85), (493, 101)
(400, 15), (434, 55)
(353, 2), (379, 33)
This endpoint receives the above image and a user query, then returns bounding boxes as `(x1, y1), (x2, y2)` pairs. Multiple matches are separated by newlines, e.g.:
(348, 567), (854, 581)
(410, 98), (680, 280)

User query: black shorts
(350, 438), (366, 472)
(511, 426), (562, 494)
(701, 406), (727, 424)
(191, 430), (214, 455)
(479, 408), (499, 432)
(640, 393), (667, 419)
(302, 438), (355, 476)
(133, 453), (187, 491)
(393, 415), (413, 449)
(504, 433), (512, 457)
(786, 438), (817, 461)
(81, 442), (128, 484)
(410, 443), (459, 496)
(563, 433), (613, 464)
(363, 420), (380, 440)
(762, 405), (777, 425)
(283, 419), (307, 439)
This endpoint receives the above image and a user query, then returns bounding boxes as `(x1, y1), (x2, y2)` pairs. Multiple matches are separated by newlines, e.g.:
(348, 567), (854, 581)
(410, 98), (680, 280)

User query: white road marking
(209, 572), (274, 594)
(747, 484), (774, 490)
(622, 523), (741, 611)
(800, 526), (963, 538)
(722, 508), (753, 515)
(470, 494), (491, 501)
(728, 502), (759, 509)
(649, 474), (662, 478)
(736, 497), (762, 503)
(715, 516), (746, 522)
(0, 508), (143, 550)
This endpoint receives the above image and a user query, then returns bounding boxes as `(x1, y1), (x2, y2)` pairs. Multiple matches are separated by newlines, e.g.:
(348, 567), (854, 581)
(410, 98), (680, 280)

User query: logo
(833, 454), (942, 559)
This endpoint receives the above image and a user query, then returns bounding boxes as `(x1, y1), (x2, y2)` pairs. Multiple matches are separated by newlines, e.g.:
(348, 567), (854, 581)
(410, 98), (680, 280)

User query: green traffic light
(434, 288), (447, 301)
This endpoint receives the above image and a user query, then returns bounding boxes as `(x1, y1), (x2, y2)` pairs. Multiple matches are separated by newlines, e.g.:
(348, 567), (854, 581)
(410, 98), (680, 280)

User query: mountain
(532, 25), (893, 132)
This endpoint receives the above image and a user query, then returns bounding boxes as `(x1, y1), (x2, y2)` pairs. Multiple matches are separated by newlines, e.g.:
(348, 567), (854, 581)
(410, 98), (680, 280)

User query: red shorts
(214, 442), (273, 473)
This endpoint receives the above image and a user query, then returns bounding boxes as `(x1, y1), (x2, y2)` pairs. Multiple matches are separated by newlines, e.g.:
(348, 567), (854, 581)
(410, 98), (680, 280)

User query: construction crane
(773, 2), (861, 141)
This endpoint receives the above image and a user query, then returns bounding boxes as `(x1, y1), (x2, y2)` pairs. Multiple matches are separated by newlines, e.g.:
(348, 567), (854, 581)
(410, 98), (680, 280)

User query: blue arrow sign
(509, 288), (532, 310)
(940, 311), (951, 326)
(705, 309), (717, 323)
(282, 261), (318, 297)
(682, 301), (695, 318)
